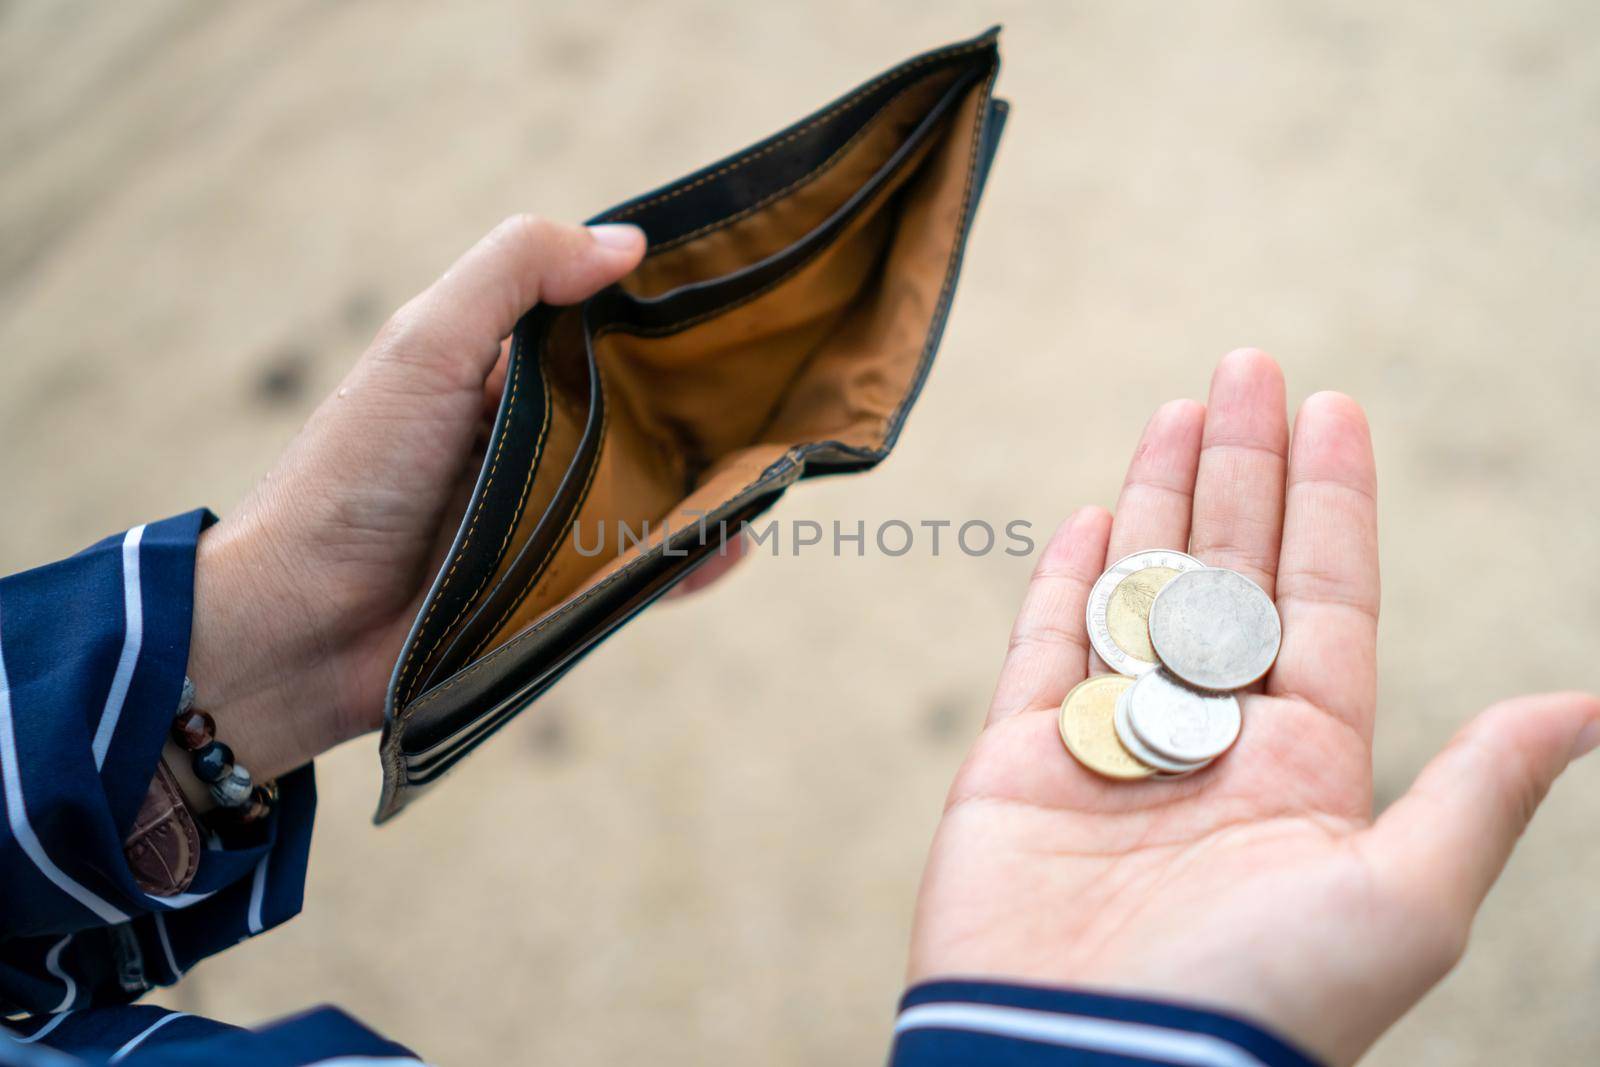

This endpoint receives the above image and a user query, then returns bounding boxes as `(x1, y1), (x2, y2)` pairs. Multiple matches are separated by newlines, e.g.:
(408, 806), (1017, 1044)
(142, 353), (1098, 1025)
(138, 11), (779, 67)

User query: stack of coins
(1058, 550), (1282, 780)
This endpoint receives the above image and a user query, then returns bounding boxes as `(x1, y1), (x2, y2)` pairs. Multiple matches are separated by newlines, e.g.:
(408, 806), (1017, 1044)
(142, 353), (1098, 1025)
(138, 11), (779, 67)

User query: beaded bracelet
(170, 678), (277, 824)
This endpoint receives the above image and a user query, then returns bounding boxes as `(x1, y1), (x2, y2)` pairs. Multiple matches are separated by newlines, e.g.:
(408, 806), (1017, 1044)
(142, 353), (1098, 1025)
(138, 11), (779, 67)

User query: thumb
(1366, 691), (1600, 929)
(430, 214), (646, 324)
(374, 215), (646, 388)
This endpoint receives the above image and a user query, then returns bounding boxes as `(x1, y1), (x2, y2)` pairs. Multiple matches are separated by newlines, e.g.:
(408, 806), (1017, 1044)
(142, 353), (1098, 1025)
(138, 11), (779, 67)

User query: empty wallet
(377, 28), (1008, 821)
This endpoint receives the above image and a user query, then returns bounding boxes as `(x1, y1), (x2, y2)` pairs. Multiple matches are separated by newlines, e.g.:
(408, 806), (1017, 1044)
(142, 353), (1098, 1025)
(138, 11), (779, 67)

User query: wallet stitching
(610, 38), (990, 226)
(396, 331), (551, 705)
(464, 348), (609, 661)
(644, 76), (953, 258)
(403, 50), (997, 720)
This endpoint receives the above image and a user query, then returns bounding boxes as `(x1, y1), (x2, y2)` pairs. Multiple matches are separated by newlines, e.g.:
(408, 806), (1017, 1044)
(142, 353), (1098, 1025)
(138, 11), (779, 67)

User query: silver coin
(1148, 567), (1282, 691)
(1086, 550), (1206, 677)
(1126, 669), (1242, 764)
(1113, 684), (1212, 776)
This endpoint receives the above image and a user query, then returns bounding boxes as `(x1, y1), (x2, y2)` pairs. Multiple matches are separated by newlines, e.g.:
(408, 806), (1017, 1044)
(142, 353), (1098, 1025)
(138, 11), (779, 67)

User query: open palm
(907, 350), (1599, 1066)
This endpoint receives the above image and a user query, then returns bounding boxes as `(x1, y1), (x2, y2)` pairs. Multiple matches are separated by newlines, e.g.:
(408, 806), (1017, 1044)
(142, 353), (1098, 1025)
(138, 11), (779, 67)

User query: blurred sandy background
(4, 2), (1600, 1063)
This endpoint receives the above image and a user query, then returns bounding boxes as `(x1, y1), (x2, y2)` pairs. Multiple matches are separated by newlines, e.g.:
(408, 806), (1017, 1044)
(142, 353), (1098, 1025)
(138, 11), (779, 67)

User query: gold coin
(1105, 566), (1181, 665)
(1058, 675), (1154, 780)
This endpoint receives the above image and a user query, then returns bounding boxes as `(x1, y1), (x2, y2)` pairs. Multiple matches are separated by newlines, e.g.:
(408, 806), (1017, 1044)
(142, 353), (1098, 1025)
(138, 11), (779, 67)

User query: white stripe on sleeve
(154, 912), (183, 981)
(895, 1002), (1269, 1067)
(43, 934), (77, 1013)
(247, 850), (269, 934)
(107, 1011), (190, 1063)
(91, 525), (146, 771)
(15, 1009), (74, 1044)
(145, 887), (217, 910)
(0, 630), (129, 924)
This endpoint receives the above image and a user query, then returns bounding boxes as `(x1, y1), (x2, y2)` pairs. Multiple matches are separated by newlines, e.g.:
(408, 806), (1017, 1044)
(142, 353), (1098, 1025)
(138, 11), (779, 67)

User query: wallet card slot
(600, 28), (999, 265)
(463, 316), (700, 657)
(420, 312), (609, 688)
(388, 305), (560, 708)
(605, 65), (980, 333)
(619, 61), (977, 301)
(399, 484), (788, 770)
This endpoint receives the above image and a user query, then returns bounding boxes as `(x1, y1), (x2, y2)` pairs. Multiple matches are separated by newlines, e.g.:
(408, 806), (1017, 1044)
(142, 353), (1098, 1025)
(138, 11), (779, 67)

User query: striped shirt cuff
(0, 511), (317, 1016)
(891, 980), (1323, 1067)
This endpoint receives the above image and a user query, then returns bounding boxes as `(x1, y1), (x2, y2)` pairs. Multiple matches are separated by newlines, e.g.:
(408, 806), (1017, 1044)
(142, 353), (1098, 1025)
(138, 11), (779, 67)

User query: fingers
(669, 532), (747, 598)
(1366, 692), (1600, 933)
(379, 215), (646, 388)
(987, 507), (1112, 726)
(1104, 399), (1205, 563)
(1267, 392), (1381, 737)
(1187, 349), (1289, 597)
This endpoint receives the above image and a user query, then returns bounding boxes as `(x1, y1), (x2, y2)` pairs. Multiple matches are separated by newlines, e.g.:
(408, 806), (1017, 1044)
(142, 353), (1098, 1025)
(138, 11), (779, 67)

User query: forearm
(185, 517), (359, 785)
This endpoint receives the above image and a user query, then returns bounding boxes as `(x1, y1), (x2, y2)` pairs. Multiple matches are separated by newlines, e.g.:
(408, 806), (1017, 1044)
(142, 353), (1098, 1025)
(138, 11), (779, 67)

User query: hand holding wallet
(378, 29), (1007, 821)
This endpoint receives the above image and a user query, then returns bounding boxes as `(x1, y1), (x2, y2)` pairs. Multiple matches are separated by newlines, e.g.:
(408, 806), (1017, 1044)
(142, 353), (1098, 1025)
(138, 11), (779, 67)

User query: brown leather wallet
(377, 29), (1007, 821)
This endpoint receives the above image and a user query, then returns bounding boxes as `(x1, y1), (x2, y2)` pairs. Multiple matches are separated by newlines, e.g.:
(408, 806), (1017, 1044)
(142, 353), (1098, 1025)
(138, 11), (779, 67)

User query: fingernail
(587, 223), (644, 251)
(1572, 720), (1600, 760)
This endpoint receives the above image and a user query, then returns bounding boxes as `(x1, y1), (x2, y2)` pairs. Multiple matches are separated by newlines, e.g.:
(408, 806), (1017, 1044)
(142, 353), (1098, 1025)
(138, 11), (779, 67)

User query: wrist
(161, 737), (216, 813)
(188, 520), (349, 779)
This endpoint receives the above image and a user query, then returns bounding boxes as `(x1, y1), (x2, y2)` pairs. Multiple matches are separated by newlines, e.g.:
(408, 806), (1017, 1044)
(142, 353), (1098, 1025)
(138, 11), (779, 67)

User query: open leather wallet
(377, 29), (1008, 821)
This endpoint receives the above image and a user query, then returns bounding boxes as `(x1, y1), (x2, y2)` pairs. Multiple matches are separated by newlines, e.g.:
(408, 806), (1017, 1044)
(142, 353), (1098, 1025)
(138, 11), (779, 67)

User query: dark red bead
(172, 710), (215, 751)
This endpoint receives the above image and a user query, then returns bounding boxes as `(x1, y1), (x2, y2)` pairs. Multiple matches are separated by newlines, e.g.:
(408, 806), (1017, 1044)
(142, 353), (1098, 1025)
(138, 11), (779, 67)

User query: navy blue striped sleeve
(3, 1004), (422, 1066)
(890, 980), (1324, 1066)
(0, 512), (315, 1015)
